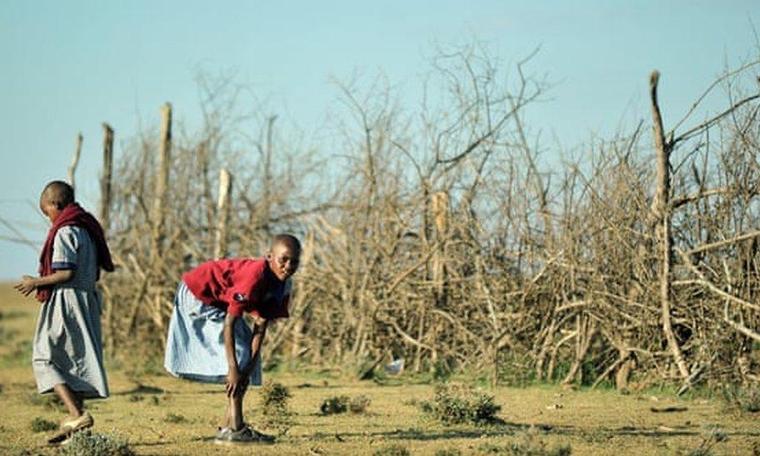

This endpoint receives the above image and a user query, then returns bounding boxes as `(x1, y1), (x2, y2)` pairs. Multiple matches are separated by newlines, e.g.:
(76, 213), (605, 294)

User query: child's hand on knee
(225, 367), (247, 397)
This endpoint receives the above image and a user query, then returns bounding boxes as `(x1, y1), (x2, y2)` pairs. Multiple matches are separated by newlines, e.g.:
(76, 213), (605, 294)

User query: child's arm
(242, 317), (268, 377)
(14, 271), (75, 296)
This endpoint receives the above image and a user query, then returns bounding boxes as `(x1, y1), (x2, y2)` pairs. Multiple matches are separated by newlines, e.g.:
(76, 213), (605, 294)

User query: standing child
(164, 234), (301, 445)
(14, 181), (114, 443)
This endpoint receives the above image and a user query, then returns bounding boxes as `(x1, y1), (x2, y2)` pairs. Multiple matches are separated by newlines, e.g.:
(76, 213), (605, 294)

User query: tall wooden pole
(99, 124), (114, 354)
(650, 71), (690, 381)
(151, 103), (172, 262)
(100, 124), (114, 232)
(148, 103), (173, 334)
(213, 169), (232, 259)
(431, 191), (449, 306)
(68, 133), (83, 189)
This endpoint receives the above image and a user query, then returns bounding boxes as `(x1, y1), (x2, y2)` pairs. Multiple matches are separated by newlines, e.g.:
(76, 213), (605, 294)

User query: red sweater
(182, 257), (289, 319)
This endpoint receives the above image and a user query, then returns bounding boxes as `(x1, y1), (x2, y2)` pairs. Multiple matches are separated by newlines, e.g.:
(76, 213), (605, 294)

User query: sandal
(48, 412), (94, 445)
(214, 425), (275, 445)
(60, 411), (94, 433)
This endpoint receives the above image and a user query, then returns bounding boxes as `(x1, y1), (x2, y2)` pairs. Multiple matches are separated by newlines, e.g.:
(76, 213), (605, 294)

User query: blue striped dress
(163, 281), (262, 385)
(33, 226), (109, 398)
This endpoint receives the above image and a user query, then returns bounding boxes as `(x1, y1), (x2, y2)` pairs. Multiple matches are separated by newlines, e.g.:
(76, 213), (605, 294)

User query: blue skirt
(163, 281), (262, 385)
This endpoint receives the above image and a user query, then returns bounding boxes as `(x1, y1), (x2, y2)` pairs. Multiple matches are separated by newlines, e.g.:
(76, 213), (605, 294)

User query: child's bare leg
(53, 383), (83, 418)
(227, 388), (247, 430)
(223, 403), (231, 429)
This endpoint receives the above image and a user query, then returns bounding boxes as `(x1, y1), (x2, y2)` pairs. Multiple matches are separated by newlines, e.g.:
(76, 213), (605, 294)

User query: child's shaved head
(271, 234), (301, 254)
(41, 181), (75, 210)
(267, 234), (301, 281)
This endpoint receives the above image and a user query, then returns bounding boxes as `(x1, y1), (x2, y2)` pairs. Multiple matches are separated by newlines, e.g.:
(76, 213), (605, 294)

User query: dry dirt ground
(0, 283), (758, 455)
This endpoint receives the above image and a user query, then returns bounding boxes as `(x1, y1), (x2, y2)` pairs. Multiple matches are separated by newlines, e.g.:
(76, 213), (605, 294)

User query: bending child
(164, 234), (301, 445)
(14, 181), (114, 444)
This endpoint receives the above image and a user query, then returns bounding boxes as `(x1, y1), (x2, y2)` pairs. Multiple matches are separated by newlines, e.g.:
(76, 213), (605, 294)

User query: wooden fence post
(100, 124), (114, 232)
(213, 168), (232, 259)
(68, 133), (83, 189)
(147, 103), (172, 335)
(151, 103), (172, 261)
(650, 71), (690, 381)
(413, 191), (449, 372)
(99, 124), (114, 354)
(431, 191), (449, 304)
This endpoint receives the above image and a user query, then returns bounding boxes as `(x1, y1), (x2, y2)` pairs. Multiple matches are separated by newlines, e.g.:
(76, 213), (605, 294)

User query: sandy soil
(1, 284), (758, 455)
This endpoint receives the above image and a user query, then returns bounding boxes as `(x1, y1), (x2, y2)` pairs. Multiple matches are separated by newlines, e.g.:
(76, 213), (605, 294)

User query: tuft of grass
(30, 416), (57, 432)
(373, 443), (411, 456)
(435, 448), (462, 456)
(419, 382), (502, 425)
(317, 394), (371, 415)
(163, 412), (187, 424)
(260, 381), (291, 409)
(59, 430), (134, 456)
(320, 395), (349, 415)
(349, 394), (372, 414)
(477, 442), (505, 454)
(478, 430), (571, 455)
(259, 381), (293, 435)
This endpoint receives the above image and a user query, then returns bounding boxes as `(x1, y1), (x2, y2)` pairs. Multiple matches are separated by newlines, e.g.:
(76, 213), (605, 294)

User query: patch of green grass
(435, 448), (462, 456)
(318, 393), (371, 415)
(349, 394), (371, 414)
(373, 443), (411, 456)
(477, 430), (572, 455)
(59, 430), (134, 456)
(320, 395), (349, 415)
(477, 442), (506, 454)
(578, 429), (613, 444)
(420, 382), (502, 425)
(29, 416), (57, 432)
(163, 412), (187, 424)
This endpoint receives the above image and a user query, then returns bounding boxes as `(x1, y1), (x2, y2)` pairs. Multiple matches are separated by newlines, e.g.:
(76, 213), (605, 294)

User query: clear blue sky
(1, 0), (757, 279)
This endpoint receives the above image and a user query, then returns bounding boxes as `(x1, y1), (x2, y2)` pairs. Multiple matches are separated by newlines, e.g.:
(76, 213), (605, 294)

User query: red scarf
(37, 203), (115, 302)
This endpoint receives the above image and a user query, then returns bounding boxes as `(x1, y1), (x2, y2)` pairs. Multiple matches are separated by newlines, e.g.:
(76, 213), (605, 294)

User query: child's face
(267, 243), (301, 281)
(39, 196), (61, 223)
